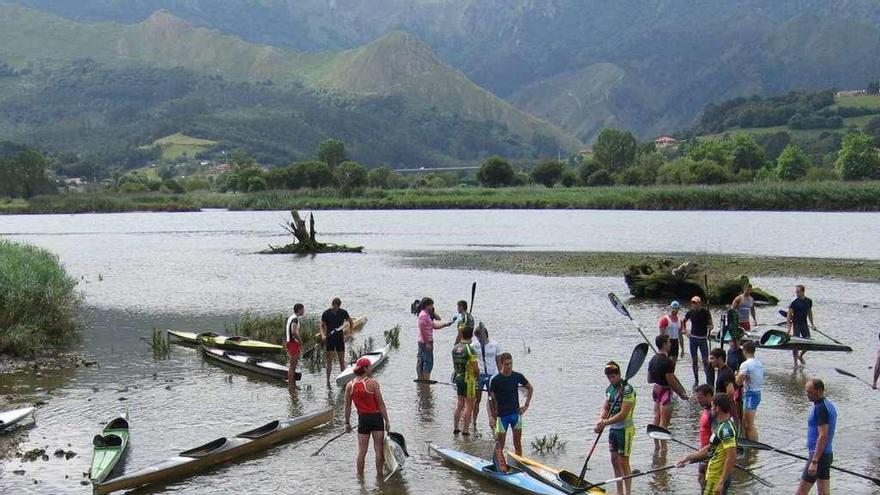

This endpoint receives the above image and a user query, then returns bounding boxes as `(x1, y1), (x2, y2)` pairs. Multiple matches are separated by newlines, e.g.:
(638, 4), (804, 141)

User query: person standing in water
(730, 284), (757, 332)
(796, 378), (837, 495)
(787, 284), (816, 367)
(683, 296), (714, 385)
(659, 301), (684, 365)
(647, 334), (690, 453)
(677, 393), (738, 495)
(693, 384), (716, 494)
(416, 297), (453, 381)
(344, 358), (391, 477)
(284, 303), (304, 391)
(451, 326), (479, 436)
(321, 297), (354, 387)
(453, 300), (475, 345)
(595, 361), (636, 495)
(488, 353), (533, 471)
(735, 341), (763, 441)
(471, 324), (502, 429)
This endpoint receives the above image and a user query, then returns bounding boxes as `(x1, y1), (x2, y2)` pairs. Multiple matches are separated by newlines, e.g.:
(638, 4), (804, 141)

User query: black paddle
(413, 379), (454, 387)
(738, 437), (880, 486)
(311, 430), (348, 456)
(575, 343), (650, 483)
(778, 310), (844, 344)
(608, 293), (657, 353)
(571, 463), (686, 493)
(470, 282), (476, 313)
(645, 424), (773, 487)
(834, 367), (877, 389)
(303, 325), (344, 359)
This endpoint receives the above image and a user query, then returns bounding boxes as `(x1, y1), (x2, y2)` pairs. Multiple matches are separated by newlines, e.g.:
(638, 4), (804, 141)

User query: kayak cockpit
(94, 434), (124, 448)
(180, 438), (228, 458)
(236, 421), (280, 439)
(105, 418), (129, 430)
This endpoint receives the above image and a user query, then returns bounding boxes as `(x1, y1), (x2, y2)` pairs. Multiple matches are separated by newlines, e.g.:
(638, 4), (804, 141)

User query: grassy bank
(4, 181), (880, 214)
(404, 251), (880, 282)
(0, 240), (81, 356)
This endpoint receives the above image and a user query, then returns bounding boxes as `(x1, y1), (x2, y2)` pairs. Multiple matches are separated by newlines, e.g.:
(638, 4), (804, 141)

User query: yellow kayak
(167, 330), (283, 354)
(312, 315), (368, 342)
(507, 452), (606, 494)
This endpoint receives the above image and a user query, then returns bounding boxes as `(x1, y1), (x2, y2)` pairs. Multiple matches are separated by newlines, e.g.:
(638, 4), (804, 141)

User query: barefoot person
(416, 297), (453, 381)
(453, 300), (475, 345)
(787, 285), (816, 367)
(731, 284), (757, 331)
(344, 358), (391, 477)
(648, 335), (689, 453)
(471, 324), (501, 429)
(694, 384), (716, 494)
(321, 298), (354, 387)
(488, 353), (533, 470)
(735, 341), (763, 441)
(451, 326), (479, 436)
(595, 361), (636, 495)
(796, 378), (837, 495)
(683, 296), (713, 385)
(284, 303), (304, 391)
(677, 393), (738, 495)
(659, 301), (684, 365)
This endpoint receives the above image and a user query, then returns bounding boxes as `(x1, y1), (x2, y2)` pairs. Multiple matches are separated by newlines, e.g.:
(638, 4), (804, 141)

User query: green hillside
(144, 133), (217, 160)
(0, 4), (579, 151)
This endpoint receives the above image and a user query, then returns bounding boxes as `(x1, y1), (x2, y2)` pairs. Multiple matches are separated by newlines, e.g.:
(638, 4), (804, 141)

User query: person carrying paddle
(452, 326), (479, 436)
(658, 301), (684, 365)
(321, 298), (354, 387)
(796, 378), (837, 495)
(683, 296), (714, 386)
(735, 341), (763, 441)
(471, 324), (501, 430)
(594, 361), (636, 495)
(787, 284), (816, 367)
(416, 297), (453, 381)
(285, 303), (304, 391)
(344, 357), (391, 477)
(453, 300), (475, 345)
(731, 284), (757, 331)
(488, 352), (533, 471)
(694, 384), (716, 493)
(676, 392), (738, 495)
(648, 334), (689, 453)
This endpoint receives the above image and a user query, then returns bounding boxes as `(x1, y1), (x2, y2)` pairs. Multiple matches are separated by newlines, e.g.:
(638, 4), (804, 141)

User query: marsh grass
(384, 326), (401, 349)
(531, 433), (567, 454)
(348, 336), (375, 364)
(143, 328), (170, 359)
(0, 240), (81, 356)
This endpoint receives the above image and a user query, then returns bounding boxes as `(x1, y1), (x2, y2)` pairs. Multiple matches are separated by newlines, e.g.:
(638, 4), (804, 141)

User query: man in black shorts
(321, 297), (354, 387)
(788, 284), (816, 367)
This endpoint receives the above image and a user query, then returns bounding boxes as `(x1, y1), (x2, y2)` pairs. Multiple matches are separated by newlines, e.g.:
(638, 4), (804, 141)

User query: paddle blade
(779, 309), (788, 318)
(834, 367), (858, 379)
(737, 438), (773, 451)
(608, 293), (632, 319)
(470, 282), (476, 309)
(624, 343), (650, 381)
(645, 424), (672, 441)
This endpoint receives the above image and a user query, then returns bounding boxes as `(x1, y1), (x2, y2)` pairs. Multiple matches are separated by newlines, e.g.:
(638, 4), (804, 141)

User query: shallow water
(1, 210), (879, 494)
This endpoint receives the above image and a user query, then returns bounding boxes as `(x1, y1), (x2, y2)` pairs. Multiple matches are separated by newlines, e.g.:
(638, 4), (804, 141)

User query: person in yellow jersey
(677, 392), (737, 495)
(451, 326), (479, 436)
(594, 361), (636, 495)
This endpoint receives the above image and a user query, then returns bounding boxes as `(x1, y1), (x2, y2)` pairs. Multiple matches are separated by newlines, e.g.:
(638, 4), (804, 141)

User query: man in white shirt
(285, 303), (304, 392)
(471, 323), (502, 430)
(735, 341), (764, 441)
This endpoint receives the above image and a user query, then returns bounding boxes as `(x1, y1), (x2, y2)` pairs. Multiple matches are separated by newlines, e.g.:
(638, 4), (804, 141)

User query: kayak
(430, 445), (568, 495)
(336, 345), (390, 387)
(507, 452), (605, 494)
(95, 409), (332, 494)
(0, 406), (34, 431)
(759, 329), (852, 352)
(202, 347), (301, 381)
(167, 330), (283, 353)
(383, 431), (409, 481)
(90, 413), (130, 485)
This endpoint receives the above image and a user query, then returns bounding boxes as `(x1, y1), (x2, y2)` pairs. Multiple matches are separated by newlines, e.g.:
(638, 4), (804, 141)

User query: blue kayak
(430, 445), (568, 495)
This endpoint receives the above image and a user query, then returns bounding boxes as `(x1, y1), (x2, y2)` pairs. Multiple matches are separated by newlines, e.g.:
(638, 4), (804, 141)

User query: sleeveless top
(352, 378), (380, 414)
(736, 294), (754, 322)
(660, 314), (681, 339)
(285, 315), (299, 343)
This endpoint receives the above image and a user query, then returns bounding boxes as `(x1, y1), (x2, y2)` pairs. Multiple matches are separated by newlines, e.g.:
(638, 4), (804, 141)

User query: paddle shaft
(303, 326), (344, 358)
(578, 382), (626, 478)
(834, 368), (876, 388)
(310, 430), (348, 456)
(661, 432), (772, 487)
(574, 464), (681, 493)
(780, 309), (844, 345)
(745, 442), (880, 486)
(609, 293), (657, 353)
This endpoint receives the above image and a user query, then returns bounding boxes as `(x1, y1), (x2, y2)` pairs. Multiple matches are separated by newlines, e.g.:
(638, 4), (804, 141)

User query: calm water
(0, 210), (879, 494)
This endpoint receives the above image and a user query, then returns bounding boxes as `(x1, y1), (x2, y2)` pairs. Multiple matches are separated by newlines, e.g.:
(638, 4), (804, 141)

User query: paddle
(571, 464), (685, 493)
(834, 367), (877, 389)
(310, 430), (348, 456)
(303, 325), (344, 358)
(645, 424), (773, 487)
(608, 293), (657, 353)
(738, 437), (880, 486)
(413, 379), (454, 386)
(575, 343), (650, 483)
(778, 310), (844, 345)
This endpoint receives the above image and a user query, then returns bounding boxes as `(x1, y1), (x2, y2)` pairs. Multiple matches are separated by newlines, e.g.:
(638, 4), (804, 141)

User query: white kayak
(335, 346), (390, 387)
(383, 431), (409, 481)
(0, 406), (35, 431)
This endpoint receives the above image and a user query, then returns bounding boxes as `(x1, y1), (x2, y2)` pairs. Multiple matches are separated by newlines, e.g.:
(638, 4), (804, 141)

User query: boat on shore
(90, 413), (130, 485)
(0, 406), (34, 431)
(95, 409), (332, 494)
(430, 444), (568, 495)
(167, 330), (283, 354)
(336, 345), (390, 387)
(201, 347), (301, 381)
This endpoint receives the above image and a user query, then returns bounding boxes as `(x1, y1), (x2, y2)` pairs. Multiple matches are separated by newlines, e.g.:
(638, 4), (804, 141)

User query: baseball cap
(354, 357), (371, 372)
(670, 300), (681, 309)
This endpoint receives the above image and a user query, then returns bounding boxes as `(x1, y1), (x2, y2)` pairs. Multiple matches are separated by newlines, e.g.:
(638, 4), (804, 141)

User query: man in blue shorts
(488, 352), (533, 471)
(796, 378), (836, 495)
(735, 341), (763, 441)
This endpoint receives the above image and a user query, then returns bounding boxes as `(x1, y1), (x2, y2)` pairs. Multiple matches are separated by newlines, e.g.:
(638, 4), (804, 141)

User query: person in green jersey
(677, 392), (737, 495)
(594, 361), (636, 495)
(451, 326), (479, 436)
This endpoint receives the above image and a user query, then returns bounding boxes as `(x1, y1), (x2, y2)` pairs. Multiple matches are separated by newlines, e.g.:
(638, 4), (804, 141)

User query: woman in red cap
(344, 357), (391, 477)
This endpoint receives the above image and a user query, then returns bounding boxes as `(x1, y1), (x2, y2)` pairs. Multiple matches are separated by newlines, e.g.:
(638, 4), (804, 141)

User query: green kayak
(90, 413), (130, 485)
(759, 329), (852, 352)
(167, 330), (283, 354)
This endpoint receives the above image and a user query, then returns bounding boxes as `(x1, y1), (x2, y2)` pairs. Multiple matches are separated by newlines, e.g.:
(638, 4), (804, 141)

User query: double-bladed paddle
(645, 424), (774, 487)
(608, 293), (657, 353)
(834, 367), (877, 389)
(569, 463), (686, 493)
(738, 437), (880, 486)
(778, 310), (844, 345)
(311, 430), (348, 456)
(574, 343), (650, 483)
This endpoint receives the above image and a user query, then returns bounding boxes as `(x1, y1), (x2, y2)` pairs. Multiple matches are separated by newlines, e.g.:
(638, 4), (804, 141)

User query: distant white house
(654, 136), (679, 148)
(63, 177), (87, 193)
(836, 89), (867, 97)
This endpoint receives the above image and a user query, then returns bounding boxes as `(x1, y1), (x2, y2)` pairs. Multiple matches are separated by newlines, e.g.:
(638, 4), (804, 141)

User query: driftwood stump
(624, 259), (778, 305)
(261, 210), (363, 254)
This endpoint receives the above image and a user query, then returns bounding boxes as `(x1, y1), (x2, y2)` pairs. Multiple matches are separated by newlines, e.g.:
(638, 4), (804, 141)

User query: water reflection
(416, 383), (435, 424)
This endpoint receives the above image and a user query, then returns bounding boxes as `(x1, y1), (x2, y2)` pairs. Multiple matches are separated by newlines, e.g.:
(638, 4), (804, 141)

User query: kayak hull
(430, 445), (568, 495)
(202, 347), (291, 381)
(95, 409), (332, 494)
(759, 329), (852, 352)
(197, 333), (283, 354)
(90, 414), (130, 485)
(0, 406), (34, 431)
(383, 432), (407, 481)
(336, 346), (390, 387)
(507, 452), (605, 494)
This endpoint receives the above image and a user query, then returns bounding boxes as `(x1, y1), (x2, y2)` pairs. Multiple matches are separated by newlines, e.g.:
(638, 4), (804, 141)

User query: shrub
(561, 170), (577, 188)
(477, 156), (516, 187)
(530, 160), (565, 187)
(586, 169), (613, 186)
(836, 132), (880, 180)
(776, 144), (810, 181)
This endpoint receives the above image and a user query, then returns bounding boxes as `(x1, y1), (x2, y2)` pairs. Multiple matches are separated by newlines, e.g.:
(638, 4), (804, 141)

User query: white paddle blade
(608, 292), (632, 319)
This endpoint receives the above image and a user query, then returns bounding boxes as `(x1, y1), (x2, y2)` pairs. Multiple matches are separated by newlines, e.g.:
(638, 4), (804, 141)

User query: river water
(0, 209), (879, 494)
